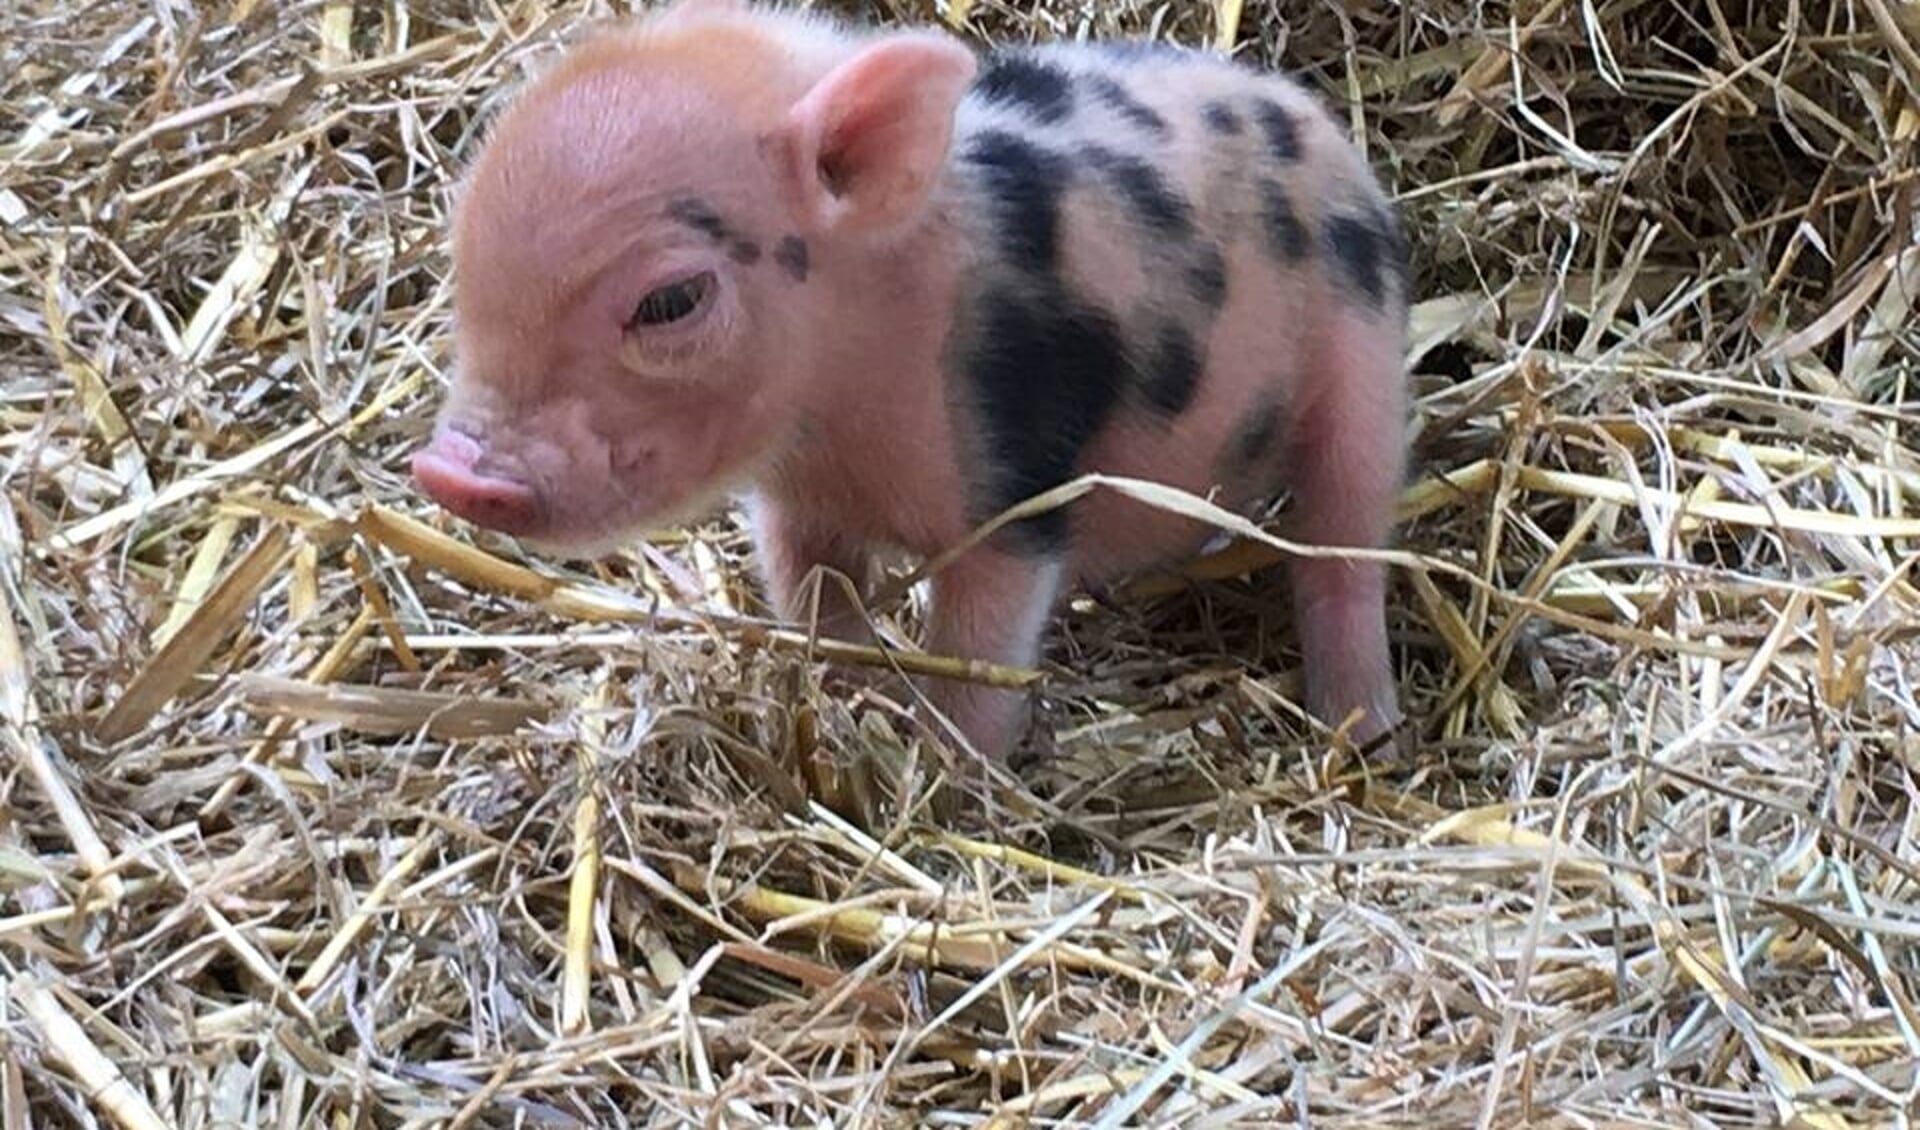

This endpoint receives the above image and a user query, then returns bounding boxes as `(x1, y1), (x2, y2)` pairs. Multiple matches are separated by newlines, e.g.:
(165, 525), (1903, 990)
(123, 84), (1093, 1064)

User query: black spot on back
(1141, 321), (1202, 417)
(668, 197), (729, 242)
(774, 235), (810, 282)
(1230, 393), (1282, 469)
(961, 130), (1070, 274)
(1085, 146), (1193, 237)
(1253, 99), (1302, 163)
(1376, 203), (1411, 291)
(1260, 182), (1310, 261)
(1088, 74), (1168, 136)
(962, 286), (1128, 552)
(1202, 101), (1242, 135)
(729, 240), (761, 265)
(1187, 244), (1228, 312)
(973, 54), (1075, 124)
(1324, 212), (1388, 307)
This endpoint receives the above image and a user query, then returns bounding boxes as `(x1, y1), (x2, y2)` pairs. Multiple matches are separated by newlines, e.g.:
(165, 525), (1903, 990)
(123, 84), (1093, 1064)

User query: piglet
(412, 0), (1411, 760)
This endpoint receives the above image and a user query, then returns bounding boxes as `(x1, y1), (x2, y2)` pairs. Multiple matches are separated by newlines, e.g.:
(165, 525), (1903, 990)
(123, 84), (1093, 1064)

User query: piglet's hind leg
(921, 547), (1066, 760)
(1287, 321), (1408, 746)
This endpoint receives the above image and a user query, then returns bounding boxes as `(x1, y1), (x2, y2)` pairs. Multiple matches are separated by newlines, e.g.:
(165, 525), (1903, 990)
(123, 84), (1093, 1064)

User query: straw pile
(4, 0), (1916, 1124)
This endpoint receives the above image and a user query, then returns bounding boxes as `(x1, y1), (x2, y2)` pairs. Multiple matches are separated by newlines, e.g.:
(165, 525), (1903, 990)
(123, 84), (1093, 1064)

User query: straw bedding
(2, 0), (1917, 1125)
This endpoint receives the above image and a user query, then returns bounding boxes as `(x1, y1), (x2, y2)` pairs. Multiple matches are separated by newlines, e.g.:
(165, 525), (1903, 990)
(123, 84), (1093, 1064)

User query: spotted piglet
(412, 0), (1412, 761)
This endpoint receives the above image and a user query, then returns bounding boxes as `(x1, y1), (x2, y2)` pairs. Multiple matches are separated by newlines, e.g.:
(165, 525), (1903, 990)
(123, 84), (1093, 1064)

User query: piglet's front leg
(919, 546), (1066, 760)
(746, 495), (875, 644)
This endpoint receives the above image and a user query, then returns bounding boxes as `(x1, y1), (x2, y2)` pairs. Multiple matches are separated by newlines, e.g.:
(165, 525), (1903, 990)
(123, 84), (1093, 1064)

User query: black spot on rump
(1324, 211), (1393, 307)
(1260, 181), (1310, 262)
(972, 53), (1075, 124)
(1084, 146), (1193, 238)
(1087, 74), (1168, 136)
(1202, 100), (1242, 135)
(962, 284), (1128, 552)
(1376, 201), (1411, 289)
(773, 235), (810, 282)
(1187, 243), (1228, 312)
(1229, 392), (1282, 470)
(667, 196), (729, 242)
(1141, 321), (1202, 417)
(961, 130), (1070, 274)
(1253, 99), (1302, 163)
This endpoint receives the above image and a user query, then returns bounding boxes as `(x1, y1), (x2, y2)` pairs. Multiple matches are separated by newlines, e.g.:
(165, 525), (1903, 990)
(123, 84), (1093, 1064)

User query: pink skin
(415, 0), (1408, 760)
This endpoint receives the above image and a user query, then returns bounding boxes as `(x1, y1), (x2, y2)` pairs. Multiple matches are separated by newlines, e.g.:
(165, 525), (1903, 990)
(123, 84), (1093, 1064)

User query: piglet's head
(413, 0), (976, 555)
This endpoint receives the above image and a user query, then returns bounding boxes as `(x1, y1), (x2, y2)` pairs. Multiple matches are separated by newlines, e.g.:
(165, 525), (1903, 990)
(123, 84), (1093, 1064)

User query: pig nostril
(436, 426), (486, 465)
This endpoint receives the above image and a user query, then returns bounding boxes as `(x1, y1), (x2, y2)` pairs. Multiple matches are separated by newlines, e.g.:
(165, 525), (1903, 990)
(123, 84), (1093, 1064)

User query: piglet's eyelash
(628, 271), (716, 330)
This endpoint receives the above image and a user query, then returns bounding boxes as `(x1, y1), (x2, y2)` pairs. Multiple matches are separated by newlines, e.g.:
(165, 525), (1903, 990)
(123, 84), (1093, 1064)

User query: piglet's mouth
(412, 431), (544, 537)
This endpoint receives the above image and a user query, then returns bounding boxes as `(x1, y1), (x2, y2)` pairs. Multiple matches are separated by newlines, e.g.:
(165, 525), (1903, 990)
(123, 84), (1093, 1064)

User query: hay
(3, 0), (1917, 1124)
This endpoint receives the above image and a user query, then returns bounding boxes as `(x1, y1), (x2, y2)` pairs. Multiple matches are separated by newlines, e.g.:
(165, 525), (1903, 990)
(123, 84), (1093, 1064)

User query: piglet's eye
(629, 271), (714, 329)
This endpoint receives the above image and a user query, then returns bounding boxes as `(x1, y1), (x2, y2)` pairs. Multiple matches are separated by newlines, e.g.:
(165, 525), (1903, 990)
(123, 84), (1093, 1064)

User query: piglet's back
(930, 41), (1408, 575)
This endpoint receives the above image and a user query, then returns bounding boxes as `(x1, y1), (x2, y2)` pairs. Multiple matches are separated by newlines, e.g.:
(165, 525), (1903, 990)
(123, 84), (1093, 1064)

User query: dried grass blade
(682, 865), (1167, 987)
(318, 0), (354, 67)
(95, 522), (296, 743)
(199, 904), (319, 1029)
(50, 430), (318, 551)
(922, 831), (1152, 905)
(296, 830), (444, 997)
(153, 515), (239, 648)
(907, 890), (1114, 1053)
(42, 246), (149, 497)
(1214, 0), (1244, 51)
(199, 604), (377, 819)
(343, 545), (420, 672)
(231, 674), (550, 740)
(2, 727), (123, 906)
(1406, 567), (1526, 738)
(1513, 465), (1920, 539)
(9, 976), (169, 1130)
(177, 176), (302, 365)
(560, 674), (611, 1036)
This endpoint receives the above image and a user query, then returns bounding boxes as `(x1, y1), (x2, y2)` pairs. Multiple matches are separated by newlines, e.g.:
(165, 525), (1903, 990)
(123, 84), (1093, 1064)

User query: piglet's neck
(763, 205), (968, 548)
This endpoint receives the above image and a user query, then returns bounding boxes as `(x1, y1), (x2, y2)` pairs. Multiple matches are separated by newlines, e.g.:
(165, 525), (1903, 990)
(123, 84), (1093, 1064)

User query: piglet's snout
(412, 429), (542, 536)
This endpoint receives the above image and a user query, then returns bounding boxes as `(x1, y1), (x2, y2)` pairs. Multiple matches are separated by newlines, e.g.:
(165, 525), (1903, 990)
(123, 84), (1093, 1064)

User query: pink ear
(770, 34), (979, 232)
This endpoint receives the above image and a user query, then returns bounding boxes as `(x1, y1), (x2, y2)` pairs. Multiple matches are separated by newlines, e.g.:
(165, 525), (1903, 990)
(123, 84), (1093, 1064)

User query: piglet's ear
(769, 34), (978, 233)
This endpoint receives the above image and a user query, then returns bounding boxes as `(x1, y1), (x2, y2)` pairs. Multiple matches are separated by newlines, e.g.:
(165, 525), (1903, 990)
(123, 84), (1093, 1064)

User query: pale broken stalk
(561, 673), (613, 1036)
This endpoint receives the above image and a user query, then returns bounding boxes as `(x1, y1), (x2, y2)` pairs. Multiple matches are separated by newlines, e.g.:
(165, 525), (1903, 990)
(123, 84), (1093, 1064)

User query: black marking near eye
(1253, 99), (1302, 163)
(1141, 321), (1202, 417)
(668, 196), (729, 242)
(963, 130), (1070, 274)
(1260, 181), (1310, 262)
(1187, 244), (1228, 312)
(1230, 393), (1282, 469)
(1202, 100), (1242, 135)
(1085, 146), (1193, 237)
(774, 235), (810, 282)
(630, 272), (713, 328)
(729, 240), (762, 265)
(972, 54), (1075, 124)
(963, 286), (1127, 552)
(1088, 75), (1168, 136)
